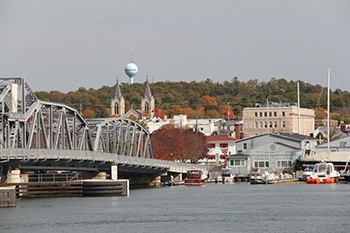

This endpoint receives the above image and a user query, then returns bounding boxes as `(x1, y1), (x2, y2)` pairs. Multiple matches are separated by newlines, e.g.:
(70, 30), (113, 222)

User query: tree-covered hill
(34, 77), (350, 123)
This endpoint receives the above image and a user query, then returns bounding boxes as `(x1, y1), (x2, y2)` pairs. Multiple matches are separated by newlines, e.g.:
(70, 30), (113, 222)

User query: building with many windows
(226, 132), (316, 177)
(205, 135), (237, 164)
(243, 102), (315, 138)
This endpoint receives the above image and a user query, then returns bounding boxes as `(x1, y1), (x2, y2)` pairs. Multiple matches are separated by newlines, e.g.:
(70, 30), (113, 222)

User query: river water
(1, 183), (349, 233)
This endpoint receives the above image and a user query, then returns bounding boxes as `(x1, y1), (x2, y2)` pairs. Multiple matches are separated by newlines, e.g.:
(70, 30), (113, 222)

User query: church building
(110, 78), (155, 120)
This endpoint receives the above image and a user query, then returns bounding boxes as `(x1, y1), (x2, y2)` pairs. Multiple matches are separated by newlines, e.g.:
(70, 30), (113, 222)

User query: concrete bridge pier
(149, 175), (162, 187)
(5, 169), (25, 184)
(111, 165), (118, 180)
(0, 165), (16, 182)
(124, 174), (161, 187)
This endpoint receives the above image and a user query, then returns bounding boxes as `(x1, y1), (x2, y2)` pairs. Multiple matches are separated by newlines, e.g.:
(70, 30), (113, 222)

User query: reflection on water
(1, 183), (350, 233)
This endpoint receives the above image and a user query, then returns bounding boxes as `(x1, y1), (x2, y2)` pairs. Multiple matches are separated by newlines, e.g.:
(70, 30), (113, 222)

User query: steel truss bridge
(0, 78), (207, 178)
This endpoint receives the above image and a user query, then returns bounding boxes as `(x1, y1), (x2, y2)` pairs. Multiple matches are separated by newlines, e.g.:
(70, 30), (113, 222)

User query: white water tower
(124, 62), (138, 84)
(125, 50), (138, 84)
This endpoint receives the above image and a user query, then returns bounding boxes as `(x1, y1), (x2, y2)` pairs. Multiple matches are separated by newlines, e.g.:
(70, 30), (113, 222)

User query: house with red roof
(206, 135), (237, 164)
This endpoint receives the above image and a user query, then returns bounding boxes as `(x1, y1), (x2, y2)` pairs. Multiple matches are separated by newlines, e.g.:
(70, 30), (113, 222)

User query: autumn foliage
(151, 127), (207, 163)
(34, 78), (350, 124)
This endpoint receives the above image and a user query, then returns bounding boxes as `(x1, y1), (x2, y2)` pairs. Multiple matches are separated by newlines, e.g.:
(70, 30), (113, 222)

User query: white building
(146, 114), (222, 135)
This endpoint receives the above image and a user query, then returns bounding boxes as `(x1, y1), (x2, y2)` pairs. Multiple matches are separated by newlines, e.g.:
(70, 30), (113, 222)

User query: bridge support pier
(111, 165), (118, 180)
(149, 175), (161, 187)
(6, 169), (23, 184)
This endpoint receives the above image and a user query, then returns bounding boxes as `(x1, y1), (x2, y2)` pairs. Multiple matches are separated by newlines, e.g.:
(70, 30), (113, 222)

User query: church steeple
(113, 78), (123, 100)
(141, 76), (155, 119)
(143, 76), (153, 99)
(111, 78), (125, 117)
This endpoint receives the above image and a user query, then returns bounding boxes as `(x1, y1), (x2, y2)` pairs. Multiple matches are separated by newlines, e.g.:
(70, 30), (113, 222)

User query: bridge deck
(0, 149), (209, 175)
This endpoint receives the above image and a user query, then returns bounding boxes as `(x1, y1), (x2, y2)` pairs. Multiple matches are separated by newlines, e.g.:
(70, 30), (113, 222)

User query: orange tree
(151, 126), (207, 163)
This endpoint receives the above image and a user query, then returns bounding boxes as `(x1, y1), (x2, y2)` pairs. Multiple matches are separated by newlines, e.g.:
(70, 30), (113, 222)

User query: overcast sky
(1, 0), (349, 93)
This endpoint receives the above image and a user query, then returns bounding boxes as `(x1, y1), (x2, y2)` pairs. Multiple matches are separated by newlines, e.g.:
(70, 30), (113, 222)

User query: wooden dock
(0, 179), (129, 199)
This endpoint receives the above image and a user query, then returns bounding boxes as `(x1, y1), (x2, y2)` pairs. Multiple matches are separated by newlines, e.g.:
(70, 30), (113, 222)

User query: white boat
(299, 166), (314, 181)
(306, 162), (340, 184)
(249, 171), (278, 184)
(249, 171), (265, 184)
(220, 168), (235, 183)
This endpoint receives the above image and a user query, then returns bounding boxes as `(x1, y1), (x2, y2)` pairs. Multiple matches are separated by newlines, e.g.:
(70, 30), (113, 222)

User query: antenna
(297, 81), (300, 134)
(130, 46), (133, 62)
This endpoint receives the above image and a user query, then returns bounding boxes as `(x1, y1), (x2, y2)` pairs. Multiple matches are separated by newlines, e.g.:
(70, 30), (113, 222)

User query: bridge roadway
(0, 148), (209, 176)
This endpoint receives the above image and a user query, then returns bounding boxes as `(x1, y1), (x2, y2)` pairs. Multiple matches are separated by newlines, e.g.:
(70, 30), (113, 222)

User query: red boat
(185, 169), (205, 186)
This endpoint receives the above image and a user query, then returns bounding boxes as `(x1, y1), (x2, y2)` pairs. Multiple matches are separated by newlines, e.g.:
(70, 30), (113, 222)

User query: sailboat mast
(297, 82), (300, 134)
(327, 67), (331, 154)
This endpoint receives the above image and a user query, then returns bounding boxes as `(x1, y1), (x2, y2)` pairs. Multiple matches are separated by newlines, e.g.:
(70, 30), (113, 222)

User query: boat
(340, 154), (350, 183)
(249, 171), (278, 184)
(299, 166), (314, 181)
(185, 169), (206, 186)
(221, 168), (235, 183)
(306, 162), (340, 184)
(249, 171), (265, 184)
(341, 171), (350, 183)
(216, 168), (234, 183)
(306, 69), (340, 184)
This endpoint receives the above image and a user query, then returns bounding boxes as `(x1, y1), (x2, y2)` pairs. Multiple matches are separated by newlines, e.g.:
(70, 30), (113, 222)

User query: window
(282, 111), (285, 117)
(274, 121), (277, 128)
(269, 112), (272, 117)
(114, 103), (119, 115)
(254, 160), (269, 168)
(230, 159), (246, 167)
(260, 122), (263, 128)
(274, 112), (277, 117)
(243, 143), (247, 149)
(259, 112), (262, 117)
(255, 112), (258, 117)
(255, 122), (258, 128)
(282, 121), (286, 128)
(220, 143), (228, 148)
(207, 143), (215, 149)
(264, 112), (267, 117)
(264, 122), (268, 128)
(269, 121), (272, 128)
(276, 160), (292, 168)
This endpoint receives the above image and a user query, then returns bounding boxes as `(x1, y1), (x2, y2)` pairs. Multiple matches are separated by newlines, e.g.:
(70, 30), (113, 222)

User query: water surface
(1, 183), (349, 233)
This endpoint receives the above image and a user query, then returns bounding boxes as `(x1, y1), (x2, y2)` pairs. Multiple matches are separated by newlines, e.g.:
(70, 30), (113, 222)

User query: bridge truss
(0, 78), (152, 158)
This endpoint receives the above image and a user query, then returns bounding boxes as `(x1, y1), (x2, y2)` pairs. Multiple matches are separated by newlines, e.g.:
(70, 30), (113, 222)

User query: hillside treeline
(34, 77), (350, 123)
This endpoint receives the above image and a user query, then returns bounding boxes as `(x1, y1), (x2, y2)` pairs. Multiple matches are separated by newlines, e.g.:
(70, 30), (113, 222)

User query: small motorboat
(185, 169), (206, 186)
(306, 162), (340, 184)
(219, 168), (235, 183)
(299, 166), (314, 181)
(249, 171), (265, 184)
(249, 171), (277, 184)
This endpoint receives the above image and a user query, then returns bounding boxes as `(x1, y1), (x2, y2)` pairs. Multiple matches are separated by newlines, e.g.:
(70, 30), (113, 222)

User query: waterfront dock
(0, 179), (129, 199)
